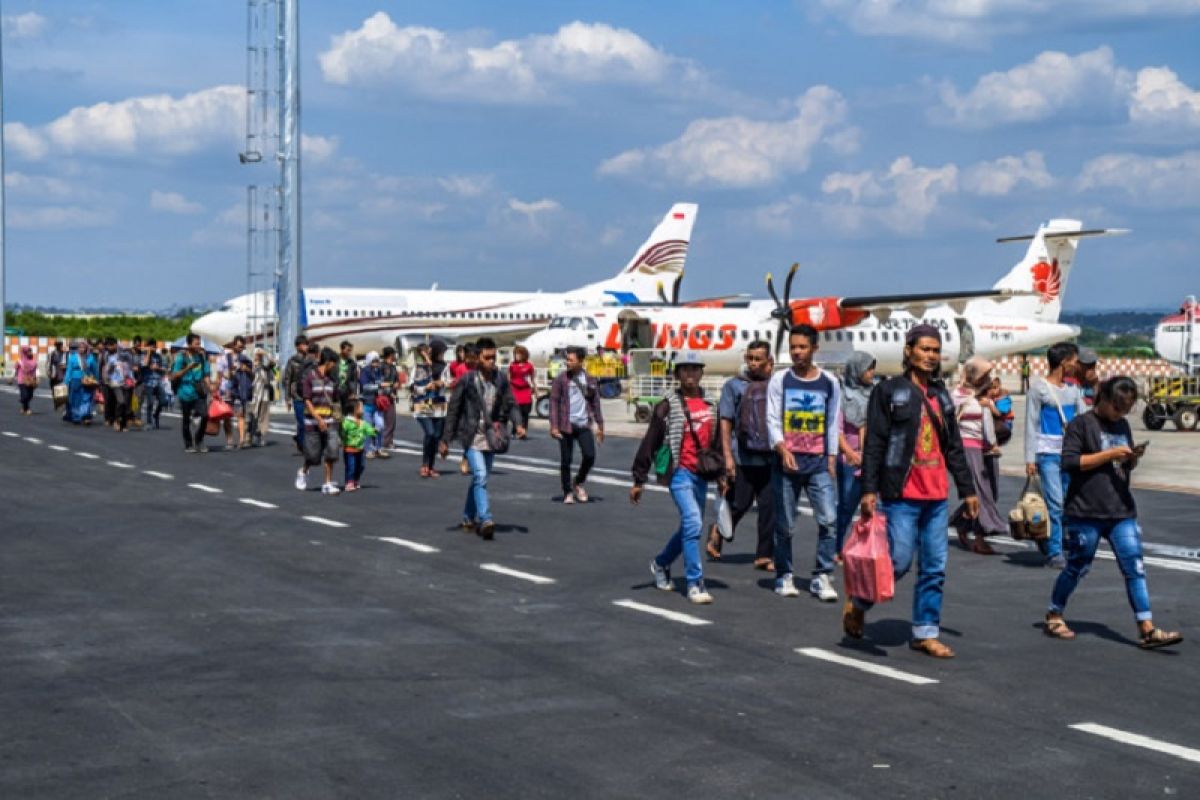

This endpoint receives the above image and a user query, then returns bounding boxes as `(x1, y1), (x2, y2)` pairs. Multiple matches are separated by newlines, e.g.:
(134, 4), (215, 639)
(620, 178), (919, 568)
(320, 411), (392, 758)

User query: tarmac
(1, 389), (1198, 798)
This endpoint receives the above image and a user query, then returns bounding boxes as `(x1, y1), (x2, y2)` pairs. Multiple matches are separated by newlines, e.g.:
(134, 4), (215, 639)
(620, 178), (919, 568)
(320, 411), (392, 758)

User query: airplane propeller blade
(671, 272), (684, 306)
(656, 281), (668, 306)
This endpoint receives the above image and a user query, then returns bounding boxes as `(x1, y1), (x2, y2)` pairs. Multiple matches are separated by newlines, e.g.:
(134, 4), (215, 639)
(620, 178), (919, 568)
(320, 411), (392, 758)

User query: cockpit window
(549, 317), (568, 329)
(586, 318), (599, 330)
(568, 318), (583, 330)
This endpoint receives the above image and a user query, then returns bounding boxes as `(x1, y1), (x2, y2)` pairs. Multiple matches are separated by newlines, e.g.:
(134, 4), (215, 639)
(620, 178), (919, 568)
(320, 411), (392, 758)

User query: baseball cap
(673, 352), (706, 369)
(1078, 347), (1098, 366)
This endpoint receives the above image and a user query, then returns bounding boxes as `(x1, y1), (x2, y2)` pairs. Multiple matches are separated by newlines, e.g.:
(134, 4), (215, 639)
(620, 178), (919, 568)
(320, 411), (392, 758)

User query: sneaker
(460, 519), (476, 532)
(195, 446), (209, 454)
(477, 520), (496, 540)
(1046, 554), (1067, 569)
(810, 574), (838, 602)
(687, 582), (714, 605)
(573, 484), (589, 503)
(365, 452), (376, 460)
(185, 446), (197, 454)
(321, 482), (341, 495)
(294, 470), (307, 491)
(775, 573), (800, 598)
(562, 493), (576, 505)
(650, 560), (672, 591)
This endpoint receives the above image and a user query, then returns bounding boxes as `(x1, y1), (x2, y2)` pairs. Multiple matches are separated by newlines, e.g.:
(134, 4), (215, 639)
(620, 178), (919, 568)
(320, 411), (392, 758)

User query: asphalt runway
(1, 402), (1197, 798)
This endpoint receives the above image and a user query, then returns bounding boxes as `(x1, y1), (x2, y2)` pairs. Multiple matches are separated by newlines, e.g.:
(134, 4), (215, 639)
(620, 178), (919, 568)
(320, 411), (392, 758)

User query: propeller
(656, 272), (686, 306)
(656, 280), (669, 306)
(766, 262), (799, 356)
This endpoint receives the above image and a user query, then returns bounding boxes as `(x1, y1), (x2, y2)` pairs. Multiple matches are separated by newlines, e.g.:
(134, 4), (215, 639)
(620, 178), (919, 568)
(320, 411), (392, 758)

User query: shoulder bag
(681, 398), (725, 481)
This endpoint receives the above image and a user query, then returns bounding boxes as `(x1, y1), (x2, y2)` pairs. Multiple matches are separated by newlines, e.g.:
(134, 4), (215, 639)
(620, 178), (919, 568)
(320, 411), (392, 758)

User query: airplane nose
(191, 312), (228, 345)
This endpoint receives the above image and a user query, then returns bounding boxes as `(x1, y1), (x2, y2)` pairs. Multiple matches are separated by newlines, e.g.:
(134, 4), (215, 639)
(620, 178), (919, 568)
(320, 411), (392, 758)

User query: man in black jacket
(282, 335), (312, 451)
(845, 324), (978, 659)
(439, 338), (524, 540)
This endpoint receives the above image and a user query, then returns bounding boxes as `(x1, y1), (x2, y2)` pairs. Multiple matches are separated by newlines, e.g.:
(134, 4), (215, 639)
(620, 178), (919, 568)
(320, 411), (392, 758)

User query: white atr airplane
(191, 203), (698, 352)
(521, 219), (1126, 374)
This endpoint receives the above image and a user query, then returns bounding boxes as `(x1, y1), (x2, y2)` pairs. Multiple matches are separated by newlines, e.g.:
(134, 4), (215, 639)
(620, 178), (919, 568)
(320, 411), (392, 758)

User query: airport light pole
(276, 0), (301, 359)
(0, 4), (7, 361)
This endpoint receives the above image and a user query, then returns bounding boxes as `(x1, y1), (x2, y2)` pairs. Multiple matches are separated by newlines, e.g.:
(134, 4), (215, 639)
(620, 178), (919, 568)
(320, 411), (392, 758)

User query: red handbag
(207, 397), (234, 422)
(843, 513), (894, 605)
(375, 393), (392, 413)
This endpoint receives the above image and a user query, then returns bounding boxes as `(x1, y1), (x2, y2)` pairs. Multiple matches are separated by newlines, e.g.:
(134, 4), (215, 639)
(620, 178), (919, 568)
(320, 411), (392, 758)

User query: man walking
(440, 338), (524, 540)
(1025, 341), (1088, 568)
(141, 338), (166, 429)
(283, 335), (311, 452)
(48, 340), (67, 393)
(1019, 354), (1031, 395)
(298, 347), (343, 495)
(707, 340), (776, 570)
(376, 346), (401, 456)
(768, 325), (841, 601)
(337, 340), (359, 414)
(550, 346), (604, 504)
(846, 325), (977, 658)
(169, 333), (212, 453)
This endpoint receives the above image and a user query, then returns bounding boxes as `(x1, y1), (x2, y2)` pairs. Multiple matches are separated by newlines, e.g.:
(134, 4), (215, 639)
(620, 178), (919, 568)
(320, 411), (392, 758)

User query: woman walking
(411, 342), (449, 478)
(950, 356), (1005, 555)
(508, 345), (536, 438)
(631, 353), (723, 605)
(64, 342), (98, 425)
(14, 346), (39, 415)
(1043, 376), (1182, 649)
(249, 348), (275, 447)
(835, 352), (874, 559)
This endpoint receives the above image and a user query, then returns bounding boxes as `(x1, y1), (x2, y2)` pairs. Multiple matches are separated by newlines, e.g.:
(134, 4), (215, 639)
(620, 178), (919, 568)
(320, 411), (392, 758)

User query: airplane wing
(840, 288), (1035, 316)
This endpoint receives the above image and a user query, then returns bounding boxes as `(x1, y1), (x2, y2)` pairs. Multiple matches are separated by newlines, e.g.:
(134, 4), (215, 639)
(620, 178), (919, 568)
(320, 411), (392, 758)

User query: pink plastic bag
(843, 513), (894, 604)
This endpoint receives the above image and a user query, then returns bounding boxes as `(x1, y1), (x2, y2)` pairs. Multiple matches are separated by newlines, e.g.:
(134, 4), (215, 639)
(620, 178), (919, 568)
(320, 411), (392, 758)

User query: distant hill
(1060, 310), (1163, 337)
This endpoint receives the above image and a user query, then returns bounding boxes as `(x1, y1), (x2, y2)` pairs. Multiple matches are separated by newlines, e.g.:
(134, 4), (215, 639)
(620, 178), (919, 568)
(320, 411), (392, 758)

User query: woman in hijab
(64, 341), (98, 425)
(835, 351), (876, 558)
(950, 356), (1006, 554)
(14, 346), (39, 415)
(411, 341), (450, 478)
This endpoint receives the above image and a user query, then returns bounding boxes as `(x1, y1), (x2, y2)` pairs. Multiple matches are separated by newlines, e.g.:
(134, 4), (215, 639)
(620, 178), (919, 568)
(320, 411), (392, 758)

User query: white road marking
(479, 563), (556, 585)
(75, 451), (99, 460)
(1070, 723), (1200, 765)
(49, 444), (70, 452)
(106, 461), (135, 469)
(24, 436), (43, 444)
(238, 498), (279, 509)
(795, 647), (939, 686)
(187, 482), (223, 494)
(376, 537), (440, 554)
(2, 431), (18, 437)
(143, 470), (173, 480)
(303, 515), (348, 528)
(948, 532), (1200, 575)
(612, 599), (712, 626)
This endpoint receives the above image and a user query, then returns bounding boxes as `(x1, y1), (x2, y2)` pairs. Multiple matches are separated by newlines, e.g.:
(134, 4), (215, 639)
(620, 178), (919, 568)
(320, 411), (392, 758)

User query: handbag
(375, 392), (392, 413)
(207, 397), (234, 422)
(52, 383), (69, 408)
(715, 495), (735, 542)
(680, 396), (725, 481)
(843, 513), (895, 604)
(477, 373), (511, 454)
(1014, 474), (1049, 541)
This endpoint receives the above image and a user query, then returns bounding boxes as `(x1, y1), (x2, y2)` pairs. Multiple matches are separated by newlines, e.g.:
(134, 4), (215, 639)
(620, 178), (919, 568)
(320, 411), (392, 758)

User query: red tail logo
(1030, 259), (1061, 304)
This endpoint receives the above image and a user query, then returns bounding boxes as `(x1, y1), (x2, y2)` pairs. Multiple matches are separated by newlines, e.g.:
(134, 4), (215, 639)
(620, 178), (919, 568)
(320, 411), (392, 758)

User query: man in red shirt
(847, 325), (977, 658)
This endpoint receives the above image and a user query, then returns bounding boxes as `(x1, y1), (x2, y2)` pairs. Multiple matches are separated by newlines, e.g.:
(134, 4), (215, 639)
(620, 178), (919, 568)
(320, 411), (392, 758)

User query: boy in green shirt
(341, 400), (377, 492)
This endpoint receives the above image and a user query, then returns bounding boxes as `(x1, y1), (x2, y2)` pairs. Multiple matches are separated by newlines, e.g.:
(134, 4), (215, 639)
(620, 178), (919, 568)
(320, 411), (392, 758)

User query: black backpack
(736, 376), (772, 453)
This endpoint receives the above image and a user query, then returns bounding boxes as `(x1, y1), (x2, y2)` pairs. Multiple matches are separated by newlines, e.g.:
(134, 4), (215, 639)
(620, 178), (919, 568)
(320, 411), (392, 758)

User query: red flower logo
(1031, 259), (1061, 304)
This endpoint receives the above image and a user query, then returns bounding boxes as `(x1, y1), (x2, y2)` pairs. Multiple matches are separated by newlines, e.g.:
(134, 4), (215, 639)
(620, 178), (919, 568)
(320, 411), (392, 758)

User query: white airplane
(1155, 295), (1198, 375)
(191, 203), (698, 352)
(521, 219), (1126, 374)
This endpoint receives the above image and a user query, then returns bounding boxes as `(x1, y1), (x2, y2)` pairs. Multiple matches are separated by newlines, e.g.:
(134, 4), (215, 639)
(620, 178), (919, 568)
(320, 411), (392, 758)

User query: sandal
(1044, 615), (1076, 640)
(1139, 627), (1183, 650)
(909, 638), (955, 659)
(704, 527), (722, 561)
(753, 557), (775, 571)
(419, 466), (430, 478)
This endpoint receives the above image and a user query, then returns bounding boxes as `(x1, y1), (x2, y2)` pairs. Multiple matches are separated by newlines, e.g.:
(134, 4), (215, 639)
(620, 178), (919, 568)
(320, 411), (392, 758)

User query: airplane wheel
(634, 405), (651, 423)
(535, 396), (551, 420)
(1173, 405), (1199, 431)
(1142, 404), (1166, 431)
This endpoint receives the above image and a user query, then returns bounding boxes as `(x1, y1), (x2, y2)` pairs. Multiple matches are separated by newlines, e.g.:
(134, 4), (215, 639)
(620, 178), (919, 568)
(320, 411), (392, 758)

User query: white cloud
(10, 85), (242, 160)
(598, 86), (856, 188)
(4, 11), (47, 40)
(1077, 150), (1200, 207)
(191, 203), (245, 247)
(318, 13), (697, 103)
(150, 190), (204, 215)
(10, 206), (116, 230)
(302, 133), (338, 163)
(507, 198), (561, 217)
(1129, 66), (1200, 128)
(817, 1), (1200, 44)
(961, 151), (1054, 196)
(936, 47), (1132, 128)
(437, 175), (492, 197)
(5, 122), (49, 160)
(5, 171), (76, 199)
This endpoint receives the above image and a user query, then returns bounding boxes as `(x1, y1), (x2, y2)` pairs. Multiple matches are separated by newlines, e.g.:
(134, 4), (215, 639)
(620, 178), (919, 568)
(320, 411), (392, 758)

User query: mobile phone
(1135, 440), (1150, 452)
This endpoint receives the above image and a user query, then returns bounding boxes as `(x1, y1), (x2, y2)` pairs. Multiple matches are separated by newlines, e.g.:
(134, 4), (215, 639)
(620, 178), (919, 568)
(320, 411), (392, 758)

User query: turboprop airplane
(520, 219), (1126, 375)
(191, 203), (697, 352)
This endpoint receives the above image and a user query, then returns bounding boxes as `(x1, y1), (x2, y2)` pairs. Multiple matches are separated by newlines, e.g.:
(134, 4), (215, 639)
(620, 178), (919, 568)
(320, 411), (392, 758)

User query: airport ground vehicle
(1142, 375), (1200, 431)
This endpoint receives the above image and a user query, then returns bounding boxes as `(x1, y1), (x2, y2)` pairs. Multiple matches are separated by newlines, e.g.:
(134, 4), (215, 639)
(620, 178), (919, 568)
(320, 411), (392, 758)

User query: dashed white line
(612, 599), (712, 626)
(302, 515), (348, 528)
(143, 470), (173, 480)
(75, 451), (99, 460)
(49, 444), (70, 452)
(24, 436), (43, 444)
(106, 460), (135, 469)
(187, 482), (223, 494)
(238, 498), (279, 509)
(1, 431), (18, 437)
(480, 563), (556, 585)
(376, 537), (440, 554)
(1070, 723), (1200, 765)
(795, 647), (939, 686)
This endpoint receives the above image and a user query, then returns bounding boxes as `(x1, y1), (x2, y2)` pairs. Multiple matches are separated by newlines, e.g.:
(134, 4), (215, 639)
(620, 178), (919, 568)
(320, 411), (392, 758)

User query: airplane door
(954, 318), (974, 363)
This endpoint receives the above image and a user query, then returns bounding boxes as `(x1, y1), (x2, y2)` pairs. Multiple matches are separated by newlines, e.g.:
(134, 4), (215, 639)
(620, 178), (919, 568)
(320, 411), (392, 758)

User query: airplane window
(586, 318), (599, 330)
(569, 319), (582, 330)
(835, 331), (842, 341)
(946, 330), (953, 341)
(858, 331), (866, 341)
(871, 332), (877, 342)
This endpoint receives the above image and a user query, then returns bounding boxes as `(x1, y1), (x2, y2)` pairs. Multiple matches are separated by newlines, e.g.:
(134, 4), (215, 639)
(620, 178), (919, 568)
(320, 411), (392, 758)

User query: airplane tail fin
(990, 219), (1127, 322)
(580, 203), (698, 303)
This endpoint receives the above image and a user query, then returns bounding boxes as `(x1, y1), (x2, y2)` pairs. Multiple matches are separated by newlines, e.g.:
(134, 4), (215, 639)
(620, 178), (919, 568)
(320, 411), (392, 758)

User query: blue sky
(4, 0), (1199, 311)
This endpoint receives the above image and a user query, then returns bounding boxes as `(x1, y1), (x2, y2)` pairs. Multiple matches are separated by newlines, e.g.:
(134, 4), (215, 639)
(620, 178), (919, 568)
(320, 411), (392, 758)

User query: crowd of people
(9, 325), (1181, 654)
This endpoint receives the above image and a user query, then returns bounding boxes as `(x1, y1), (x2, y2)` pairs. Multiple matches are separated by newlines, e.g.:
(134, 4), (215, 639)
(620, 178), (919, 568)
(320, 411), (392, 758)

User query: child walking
(341, 400), (377, 493)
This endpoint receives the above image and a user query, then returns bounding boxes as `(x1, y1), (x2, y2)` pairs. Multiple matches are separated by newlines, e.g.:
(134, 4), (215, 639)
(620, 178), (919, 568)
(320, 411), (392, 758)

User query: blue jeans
(416, 417), (445, 468)
(655, 468), (708, 586)
(141, 382), (165, 426)
(835, 460), (863, 554)
(852, 499), (949, 640)
(344, 449), (365, 485)
(464, 448), (496, 524)
(292, 399), (307, 447)
(1050, 517), (1152, 622)
(772, 466), (838, 578)
(1037, 453), (1070, 558)
(362, 404), (378, 454)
